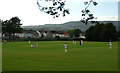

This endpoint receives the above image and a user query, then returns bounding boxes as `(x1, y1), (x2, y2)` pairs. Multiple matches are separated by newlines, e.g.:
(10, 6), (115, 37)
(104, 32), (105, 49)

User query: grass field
(2, 41), (118, 71)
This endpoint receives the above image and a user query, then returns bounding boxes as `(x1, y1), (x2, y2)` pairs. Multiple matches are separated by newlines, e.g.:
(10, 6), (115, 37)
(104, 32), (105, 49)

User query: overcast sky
(0, 0), (119, 26)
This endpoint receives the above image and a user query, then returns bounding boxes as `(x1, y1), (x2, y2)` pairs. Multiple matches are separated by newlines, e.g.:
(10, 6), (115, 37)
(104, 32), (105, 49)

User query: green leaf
(41, 7), (44, 10)
(84, 2), (88, 5)
(64, 9), (70, 14)
(85, 9), (90, 13)
(60, 2), (65, 6)
(46, 11), (50, 14)
(82, 14), (85, 16)
(53, 9), (56, 11)
(53, 2), (57, 6)
(56, 15), (58, 17)
(89, 14), (93, 17)
(93, 2), (98, 6)
(45, 7), (48, 10)
(63, 13), (65, 17)
(81, 10), (85, 13)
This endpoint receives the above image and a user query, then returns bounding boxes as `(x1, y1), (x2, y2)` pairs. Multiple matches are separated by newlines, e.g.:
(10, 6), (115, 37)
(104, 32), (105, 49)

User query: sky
(0, 0), (119, 26)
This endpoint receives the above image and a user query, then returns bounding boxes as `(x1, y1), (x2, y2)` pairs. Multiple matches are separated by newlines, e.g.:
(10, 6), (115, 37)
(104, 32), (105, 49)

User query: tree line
(67, 22), (119, 42)
(1, 16), (119, 42)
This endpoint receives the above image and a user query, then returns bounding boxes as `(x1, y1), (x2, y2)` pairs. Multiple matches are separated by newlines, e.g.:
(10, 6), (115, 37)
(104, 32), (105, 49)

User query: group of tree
(85, 22), (118, 41)
(67, 29), (82, 38)
(2, 17), (23, 40)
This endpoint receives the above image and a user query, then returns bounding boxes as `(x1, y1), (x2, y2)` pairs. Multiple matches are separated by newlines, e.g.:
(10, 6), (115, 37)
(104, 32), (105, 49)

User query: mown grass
(2, 41), (118, 71)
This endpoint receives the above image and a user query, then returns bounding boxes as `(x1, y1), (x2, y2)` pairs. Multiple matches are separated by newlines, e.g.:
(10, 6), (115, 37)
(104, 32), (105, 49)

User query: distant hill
(22, 21), (118, 31)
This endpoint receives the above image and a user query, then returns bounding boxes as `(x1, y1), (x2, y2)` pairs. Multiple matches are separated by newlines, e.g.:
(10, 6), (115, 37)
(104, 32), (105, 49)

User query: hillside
(22, 21), (118, 31)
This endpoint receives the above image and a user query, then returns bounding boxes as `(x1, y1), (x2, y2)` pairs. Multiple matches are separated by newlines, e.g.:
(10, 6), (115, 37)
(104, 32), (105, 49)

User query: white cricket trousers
(65, 48), (67, 53)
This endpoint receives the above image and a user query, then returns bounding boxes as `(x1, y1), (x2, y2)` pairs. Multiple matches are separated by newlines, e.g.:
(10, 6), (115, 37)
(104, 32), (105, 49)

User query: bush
(2, 37), (75, 41)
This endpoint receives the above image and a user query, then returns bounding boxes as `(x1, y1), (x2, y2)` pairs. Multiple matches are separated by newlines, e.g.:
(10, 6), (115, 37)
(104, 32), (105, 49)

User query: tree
(2, 20), (8, 35)
(92, 23), (104, 41)
(0, 19), (2, 40)
(73, 29), (82, 38)
(67, 30), (74, 38)
(100, 23), (117, 41)
(85, 22), (117, 41)
(85, 26), (95, 41)
(2, 17), (23, 40)
(67, 29), (82, 38)
(9, 17), (23, 39)
(118, 30), (120, 38)
(2, 20), (13, 39)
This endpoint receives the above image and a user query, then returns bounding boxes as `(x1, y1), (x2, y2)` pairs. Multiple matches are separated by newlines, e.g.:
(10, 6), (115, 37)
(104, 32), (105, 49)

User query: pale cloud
(95, 16), (118, 21)
(96, 0), (119, 2)
(66, 0), (119, 2)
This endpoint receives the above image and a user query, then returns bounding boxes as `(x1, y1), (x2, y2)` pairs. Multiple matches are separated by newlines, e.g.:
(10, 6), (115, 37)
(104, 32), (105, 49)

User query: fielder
(31, 44), (33, 48)
(73, 40), (74, 44)
(36, 42), (38, 46)
(29, 40), (30, 44)
(74, 41), (76, 45)
(4, 40), (6, 44)
(64, 43), (67, 53)
(81, 40), (83, 45)
(109, 41), (112, 49)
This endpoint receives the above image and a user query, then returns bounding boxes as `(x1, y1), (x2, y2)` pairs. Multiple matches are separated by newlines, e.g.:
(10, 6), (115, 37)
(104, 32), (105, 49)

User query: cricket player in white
(73, 40), (74, 44)
(64, 43), (67, 53)
(109, 41), (112, 48)
(74, 41), (76, 45)
(31, 44), (33, 48)
(36, 42), (38, 46)
(81, 40), (83, 45)
(29, 40), (30, 44)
